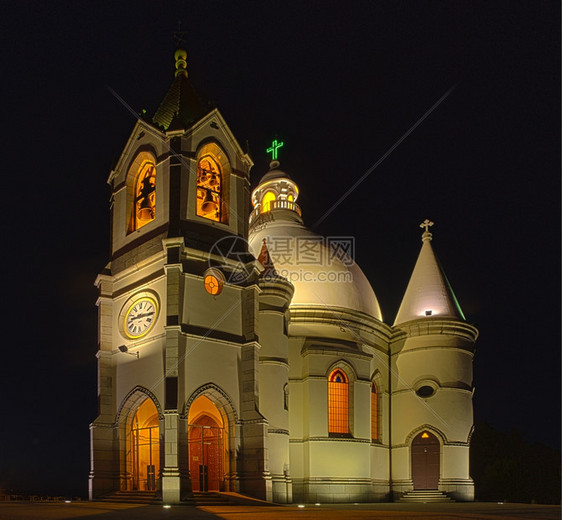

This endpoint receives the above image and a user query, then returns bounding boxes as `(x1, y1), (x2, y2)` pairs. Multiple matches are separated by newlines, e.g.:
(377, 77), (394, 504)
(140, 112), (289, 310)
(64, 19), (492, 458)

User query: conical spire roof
(152, 48), (209, 131)
(394, 220), (465, 326)
(257, 239), (278, 279)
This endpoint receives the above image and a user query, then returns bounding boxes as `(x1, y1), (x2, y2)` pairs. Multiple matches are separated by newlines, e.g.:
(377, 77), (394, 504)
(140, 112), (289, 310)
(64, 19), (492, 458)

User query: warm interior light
(328, 369), (349, 434)
(204, 274), (221, 295)
(261, 190), (276, 213)
(134, 161), (156, 230)
(128, 399), (160, 491)
(371, 382), (379, 442)
(188, 396), (227, 493)
(197, 153), (222, 222)
(421, 432), (430, 439)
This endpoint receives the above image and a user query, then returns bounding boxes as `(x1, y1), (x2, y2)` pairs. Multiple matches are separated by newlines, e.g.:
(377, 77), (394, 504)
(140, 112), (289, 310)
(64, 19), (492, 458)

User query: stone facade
(88, 49), (478, 504)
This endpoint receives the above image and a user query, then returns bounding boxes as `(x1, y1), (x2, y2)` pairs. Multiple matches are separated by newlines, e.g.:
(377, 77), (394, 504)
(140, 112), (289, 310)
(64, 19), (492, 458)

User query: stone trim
(391, 318), (479, 342)
(289, 436), (370, 444)
(182, 382), (238, 423)
(268, 428), (289, 435)
(115, 386), (164, 425)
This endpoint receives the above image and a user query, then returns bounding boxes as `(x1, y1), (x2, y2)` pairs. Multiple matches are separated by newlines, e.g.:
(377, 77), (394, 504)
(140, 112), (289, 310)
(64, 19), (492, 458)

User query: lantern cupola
(250, 160), (302, 227)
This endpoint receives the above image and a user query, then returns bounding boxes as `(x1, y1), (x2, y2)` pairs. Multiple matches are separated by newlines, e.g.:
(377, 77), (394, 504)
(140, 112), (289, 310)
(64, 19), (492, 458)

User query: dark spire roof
(257, 239), (278, 279)
(152, 48), (209, 131)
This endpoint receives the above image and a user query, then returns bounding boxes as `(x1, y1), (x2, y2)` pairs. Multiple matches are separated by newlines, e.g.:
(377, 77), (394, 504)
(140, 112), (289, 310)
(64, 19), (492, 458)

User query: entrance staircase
(399, 490), (454, 503)
(98, 490), (232, 506)
(99, 490), (161, 504)
(190, 492), (232, 506)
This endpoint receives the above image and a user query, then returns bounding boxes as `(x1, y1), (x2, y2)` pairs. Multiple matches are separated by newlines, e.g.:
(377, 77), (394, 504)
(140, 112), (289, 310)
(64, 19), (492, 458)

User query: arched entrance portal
(411, 430), (440, 490)
(127, 398), (160, 491)
(188, 396), (227, 492)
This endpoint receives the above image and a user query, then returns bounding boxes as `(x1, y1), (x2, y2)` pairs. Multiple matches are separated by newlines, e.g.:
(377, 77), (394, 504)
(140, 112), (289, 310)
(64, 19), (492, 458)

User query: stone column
(161, 238), (185, 503)
(89, 275), (117, 499)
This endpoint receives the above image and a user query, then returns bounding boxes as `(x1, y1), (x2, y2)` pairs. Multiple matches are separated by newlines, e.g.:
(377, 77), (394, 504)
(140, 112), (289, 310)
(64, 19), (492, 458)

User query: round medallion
(203, 268), (225, 295)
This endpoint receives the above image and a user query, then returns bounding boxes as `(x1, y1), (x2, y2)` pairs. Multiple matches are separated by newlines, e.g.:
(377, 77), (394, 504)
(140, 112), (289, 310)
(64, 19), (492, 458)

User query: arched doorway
(411, 430), (440, 490)
(127, 398), (160, 491)
(188, 396), (227, 492)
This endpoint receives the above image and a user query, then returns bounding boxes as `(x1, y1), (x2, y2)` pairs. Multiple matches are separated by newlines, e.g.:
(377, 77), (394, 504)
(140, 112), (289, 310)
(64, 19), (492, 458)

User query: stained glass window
(328, 369), (349, 435)
(371, 382), (380, 442)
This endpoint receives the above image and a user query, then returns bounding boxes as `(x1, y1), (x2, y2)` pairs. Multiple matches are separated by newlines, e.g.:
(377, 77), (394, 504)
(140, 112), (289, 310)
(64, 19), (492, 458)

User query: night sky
(2, 1), (559, 497)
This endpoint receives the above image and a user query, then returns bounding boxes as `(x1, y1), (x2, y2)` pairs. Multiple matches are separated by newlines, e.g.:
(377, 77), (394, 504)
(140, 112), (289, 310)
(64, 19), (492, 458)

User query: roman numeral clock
(119, 293), (159, 340)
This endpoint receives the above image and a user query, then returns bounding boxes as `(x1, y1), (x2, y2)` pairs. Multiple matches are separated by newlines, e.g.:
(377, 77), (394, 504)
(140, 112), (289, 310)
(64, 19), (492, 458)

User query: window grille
(328, 369), (349, 435)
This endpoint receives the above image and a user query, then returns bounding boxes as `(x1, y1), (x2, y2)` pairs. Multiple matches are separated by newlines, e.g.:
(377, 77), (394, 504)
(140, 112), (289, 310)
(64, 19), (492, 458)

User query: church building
(89, 48), (478, 504)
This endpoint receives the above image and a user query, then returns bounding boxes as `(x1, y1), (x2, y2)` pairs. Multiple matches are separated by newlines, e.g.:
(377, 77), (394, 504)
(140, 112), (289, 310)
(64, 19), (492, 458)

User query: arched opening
(411, 430), (440, 490)
(328, 368), (349, 436)
(260, 190), (276, 213)
(188, 396), (228, 492)
(126, 398), (160, 491)
(133, 161), (156, 230)
(196, 142), (230, 224)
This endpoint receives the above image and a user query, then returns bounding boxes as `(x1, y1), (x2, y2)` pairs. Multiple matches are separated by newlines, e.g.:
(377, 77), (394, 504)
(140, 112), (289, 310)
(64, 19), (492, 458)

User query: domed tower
(249, 157), (393, 503)
(390, 220), (478, 501)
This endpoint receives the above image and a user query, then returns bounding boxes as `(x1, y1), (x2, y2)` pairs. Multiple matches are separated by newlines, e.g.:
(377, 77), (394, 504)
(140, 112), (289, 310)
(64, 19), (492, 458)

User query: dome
(257, 160), (292, 184)
(249, 219), (382, 321)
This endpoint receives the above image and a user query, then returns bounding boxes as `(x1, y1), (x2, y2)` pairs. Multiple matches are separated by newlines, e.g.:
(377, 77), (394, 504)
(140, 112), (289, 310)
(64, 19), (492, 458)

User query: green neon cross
(266, 139), (284, 160)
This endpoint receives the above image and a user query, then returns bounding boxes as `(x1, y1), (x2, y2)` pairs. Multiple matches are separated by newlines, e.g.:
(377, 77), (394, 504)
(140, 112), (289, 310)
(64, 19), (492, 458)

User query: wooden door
(189, 415), (223, 492)
(411, 431), (440, 489)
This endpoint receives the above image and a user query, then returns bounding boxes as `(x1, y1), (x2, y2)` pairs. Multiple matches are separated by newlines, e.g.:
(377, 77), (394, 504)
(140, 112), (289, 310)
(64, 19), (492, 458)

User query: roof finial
(174, 48), (188, 78)
(173, 20), (188, 78)
(420, 219), (434, 242)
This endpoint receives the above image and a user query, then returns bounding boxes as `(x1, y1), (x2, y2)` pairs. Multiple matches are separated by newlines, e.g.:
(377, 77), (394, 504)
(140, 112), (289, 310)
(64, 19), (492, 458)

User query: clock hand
(132, 312), (154, 320)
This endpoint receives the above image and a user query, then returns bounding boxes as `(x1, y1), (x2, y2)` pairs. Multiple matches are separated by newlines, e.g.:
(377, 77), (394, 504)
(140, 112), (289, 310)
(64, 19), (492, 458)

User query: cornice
(391, 318), (478, 342)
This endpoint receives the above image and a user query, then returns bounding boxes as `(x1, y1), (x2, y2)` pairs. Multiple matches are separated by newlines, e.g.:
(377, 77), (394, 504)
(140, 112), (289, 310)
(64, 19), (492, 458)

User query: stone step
(98, 491), (161, 505)
(191, 492), (231, 505)
(399, 490), (454, 503)
(99, 490), (233, 506)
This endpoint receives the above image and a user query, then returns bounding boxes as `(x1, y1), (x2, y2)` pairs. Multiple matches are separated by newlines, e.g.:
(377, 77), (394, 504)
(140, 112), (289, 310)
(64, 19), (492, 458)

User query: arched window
(261, 190), (276, 213)
(133, 160), (156, 231)
(197, 154), (223, 222)
(328, 369), (349, 435)
(371, 382), (380, 442)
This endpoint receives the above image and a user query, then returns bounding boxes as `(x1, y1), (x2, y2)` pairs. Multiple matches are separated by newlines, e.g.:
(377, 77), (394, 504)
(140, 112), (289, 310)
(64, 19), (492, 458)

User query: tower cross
(173, 19), (187, 47)
(266, 139), (284, 161)
(420, 219), (434, 232)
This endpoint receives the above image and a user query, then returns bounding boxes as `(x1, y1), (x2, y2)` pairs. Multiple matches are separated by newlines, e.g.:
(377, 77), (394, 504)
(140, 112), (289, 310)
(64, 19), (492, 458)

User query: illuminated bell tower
(390, 221), (478, 501)
(89, 47), (285, 503)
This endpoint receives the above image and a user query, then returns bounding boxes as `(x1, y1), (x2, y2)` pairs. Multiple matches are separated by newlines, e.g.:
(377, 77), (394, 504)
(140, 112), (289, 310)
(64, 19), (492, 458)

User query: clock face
(124, 297), (158, 339)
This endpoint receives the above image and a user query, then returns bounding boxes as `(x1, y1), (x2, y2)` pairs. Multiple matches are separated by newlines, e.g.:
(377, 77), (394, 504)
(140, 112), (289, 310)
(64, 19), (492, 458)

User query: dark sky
(1, 1), (559, 498)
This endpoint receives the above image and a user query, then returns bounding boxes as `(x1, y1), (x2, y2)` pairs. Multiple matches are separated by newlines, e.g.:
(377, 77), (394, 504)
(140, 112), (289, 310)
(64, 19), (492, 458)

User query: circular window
(203, 268), (225, 295)
(416, 385), (436, 398)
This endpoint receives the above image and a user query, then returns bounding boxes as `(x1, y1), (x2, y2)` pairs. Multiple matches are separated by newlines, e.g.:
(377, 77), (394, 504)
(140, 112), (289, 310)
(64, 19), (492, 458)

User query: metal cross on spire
(420, 219), (434, 232)
(266, 139), (284, 161)
(173, 20), (187, 48)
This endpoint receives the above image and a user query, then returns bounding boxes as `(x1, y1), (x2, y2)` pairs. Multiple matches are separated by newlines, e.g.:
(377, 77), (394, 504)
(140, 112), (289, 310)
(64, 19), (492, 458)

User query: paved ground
(0, 501), (559, 520)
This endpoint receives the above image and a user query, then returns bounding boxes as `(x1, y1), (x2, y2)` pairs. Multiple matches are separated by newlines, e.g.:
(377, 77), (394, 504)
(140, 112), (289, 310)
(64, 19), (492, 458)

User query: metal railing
(249, 200), (302, 225)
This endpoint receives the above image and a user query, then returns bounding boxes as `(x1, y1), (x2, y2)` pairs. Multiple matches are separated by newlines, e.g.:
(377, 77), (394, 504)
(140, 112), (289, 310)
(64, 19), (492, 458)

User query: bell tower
(89, 47), (284, 503)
